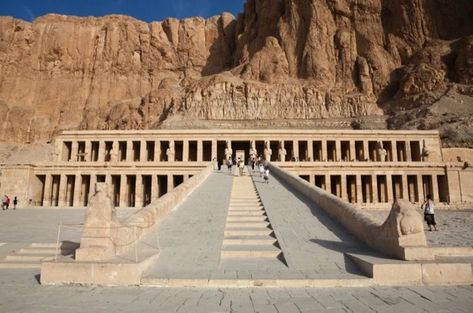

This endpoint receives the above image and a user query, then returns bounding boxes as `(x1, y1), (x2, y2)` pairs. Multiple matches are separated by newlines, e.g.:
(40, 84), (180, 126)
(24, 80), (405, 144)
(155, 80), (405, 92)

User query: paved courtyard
(0, 170), (473, 312)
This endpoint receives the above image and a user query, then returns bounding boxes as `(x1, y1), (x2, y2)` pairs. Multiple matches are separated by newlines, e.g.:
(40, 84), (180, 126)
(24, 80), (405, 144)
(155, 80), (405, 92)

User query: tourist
(1, 195), (6, 210)
(227, 158), (233, 174)
(238, 158), (245, 176)
(5, 195), (10, 210)
(422, 194), (438, 231)
(13, 196), (18, 210)
(258, 161), (265, 177)
(263, 164), (270, 183)
(217, 158), (222, 171)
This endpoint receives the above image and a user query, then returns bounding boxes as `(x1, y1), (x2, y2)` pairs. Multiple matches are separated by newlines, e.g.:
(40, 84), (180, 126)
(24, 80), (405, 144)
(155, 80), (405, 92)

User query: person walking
(5, 195), (10, 210)
(1, 195), (6, 210)
(423, 195), (438, 231)
(13, 196), (18, 210)
(238, 158), (245, 176)
(258, 161), (265, 177)
(227, 158), (233, 174)
(263, 165), (270, 183)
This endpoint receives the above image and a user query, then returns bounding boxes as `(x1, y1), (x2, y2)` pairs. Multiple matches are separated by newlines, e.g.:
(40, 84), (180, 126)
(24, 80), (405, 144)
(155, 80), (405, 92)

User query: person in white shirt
(423, 195), (438, 231)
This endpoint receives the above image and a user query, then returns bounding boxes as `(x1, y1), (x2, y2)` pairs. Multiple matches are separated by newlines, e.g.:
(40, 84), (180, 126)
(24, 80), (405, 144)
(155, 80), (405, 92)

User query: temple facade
(1, 129), (472, 209)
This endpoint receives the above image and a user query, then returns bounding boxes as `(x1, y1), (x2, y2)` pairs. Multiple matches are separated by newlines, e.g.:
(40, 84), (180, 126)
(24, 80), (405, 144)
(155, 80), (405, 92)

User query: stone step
(225, 222), (270, 229)
(221, 246), (281, 259)
(222, 238), (277, 246)
(0, 262), (41, 269)
(227, 216), (268, 222)
(4, 254), (52, 262)
(227, 211), (265, 216)
(17, 247), (72, 255)
(224, 229), (273, 237)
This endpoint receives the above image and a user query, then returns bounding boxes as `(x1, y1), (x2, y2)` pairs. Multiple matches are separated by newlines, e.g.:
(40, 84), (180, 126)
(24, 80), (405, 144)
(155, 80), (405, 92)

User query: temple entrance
(231, 141), (250, 162)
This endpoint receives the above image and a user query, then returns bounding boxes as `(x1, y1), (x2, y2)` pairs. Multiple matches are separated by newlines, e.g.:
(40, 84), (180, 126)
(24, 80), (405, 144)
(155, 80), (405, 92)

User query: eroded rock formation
(0, 0), (472, 145)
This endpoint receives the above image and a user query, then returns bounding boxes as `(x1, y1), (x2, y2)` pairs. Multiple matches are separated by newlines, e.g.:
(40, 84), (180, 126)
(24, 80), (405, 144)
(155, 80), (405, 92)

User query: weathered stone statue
(278, 141), (286, 161)
(109, 147), (118, 162)
(249, 140), (257, 160)
(225, 140), (233, 160)
(422, 140), (430, 161)
(75, 182), (118, 261)
(166, 141), (175, 162)
(378, 141), (387, 162)
(264, 140), (272, 161)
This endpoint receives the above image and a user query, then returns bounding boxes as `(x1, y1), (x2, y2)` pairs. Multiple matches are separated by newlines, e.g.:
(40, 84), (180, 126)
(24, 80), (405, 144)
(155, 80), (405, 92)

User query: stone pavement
(1, 268), (473, 313)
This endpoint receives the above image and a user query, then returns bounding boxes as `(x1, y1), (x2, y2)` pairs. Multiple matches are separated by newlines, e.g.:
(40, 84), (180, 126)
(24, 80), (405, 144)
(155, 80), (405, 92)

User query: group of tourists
(250, 156), (270, 183)
(2, 195), (17, 210)
(213, 154), (270, 183)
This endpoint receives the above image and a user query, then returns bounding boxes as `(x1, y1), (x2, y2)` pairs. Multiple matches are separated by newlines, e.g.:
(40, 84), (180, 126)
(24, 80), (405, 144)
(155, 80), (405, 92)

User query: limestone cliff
(0, 0), (472, 146)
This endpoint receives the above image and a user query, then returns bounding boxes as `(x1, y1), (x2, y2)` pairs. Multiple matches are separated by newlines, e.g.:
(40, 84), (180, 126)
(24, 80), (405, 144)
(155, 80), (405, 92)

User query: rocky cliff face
(0, 0), (472, 146)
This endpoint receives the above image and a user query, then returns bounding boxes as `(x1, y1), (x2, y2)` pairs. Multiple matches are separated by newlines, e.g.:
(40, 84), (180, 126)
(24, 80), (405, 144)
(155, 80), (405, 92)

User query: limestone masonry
(1, 129), (472, 210)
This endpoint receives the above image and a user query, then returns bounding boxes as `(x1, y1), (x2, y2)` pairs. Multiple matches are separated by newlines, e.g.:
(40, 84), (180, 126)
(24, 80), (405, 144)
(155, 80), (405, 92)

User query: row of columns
(304, 173), (442, 204)
(61, 138), (425, 163)
(41, 173), (189, 208)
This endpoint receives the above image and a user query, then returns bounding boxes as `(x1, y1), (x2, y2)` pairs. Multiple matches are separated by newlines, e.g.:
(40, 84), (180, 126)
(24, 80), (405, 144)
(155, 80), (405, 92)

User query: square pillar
(307, 140), (313, 161)
(356, 176), (363, 203)
(391, 141), (398, 162)
(325, 174), (331, 193)
(89, 174), (97, 200)
(43, 174), (52, 207)
(322, 140), (328, 162)
(341, 175), (348, 201)
(120, 174), (127, 207)
(154, 140), (161, 162)
(417, 174), (425, 202)
(98, 141), (106, 162)
(167, 174), (174, 192)
(402, 175), (409, 200)
(140, 140), (147, 162)
(58, 174), (68, 207)
(135, 175), (143, 207)
(85, 141), (92, 162)
(55, 141), (63, 162)
(151, 174), (158, 202)
(349, 141), (356, 162)
(73, 174), (82, 207)
(386, 175), (393, 204)
(309, 174), (314, 185)
(336, 140), (342, 162)
(293, 140), (299, 161)
(112, 141), (119, 162)
(211, 140), (217, 159)
(197, 140), (203, 162)
(71, 141), (78, 162)
(431, 174), (440, 202)
(372, 175), (378, 203)
(406, 142), (412, 162)
(183, 140), (189, 162)
(126, 140), (133, 162)
(363, 141), (369, 161)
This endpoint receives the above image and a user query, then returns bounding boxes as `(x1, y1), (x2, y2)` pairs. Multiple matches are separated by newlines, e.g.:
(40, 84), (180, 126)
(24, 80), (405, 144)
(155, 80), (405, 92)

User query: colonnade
(35, 173), (192, 208)
(297, 172), (448, 205)
(58, 138), (430, 163)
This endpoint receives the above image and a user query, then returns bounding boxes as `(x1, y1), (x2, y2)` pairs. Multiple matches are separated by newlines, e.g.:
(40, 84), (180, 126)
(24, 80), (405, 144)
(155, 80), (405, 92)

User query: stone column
(406, 141), (412, 162)
(309, 174), (314, 185)
(140, 140), (147, 162)
(98, 141), (106, 162)
(431, 174), (440, 202)
(43, 174), (52, 207)
(386, 175), (393, 204)
(151, 174), (158, 202)
(363, 141), (369, 161)
(58, 174), (68, 207)
(341, 175), (348, 201)
(126, 140), (133, 162)
(73, 174), (82, 207)
(336, 140), (342, 161)
(307, 140), (313, 161)
(402, 175), (409, 200)
(356, 175), (363, 203)
(135, 175), (143, 208)
(211, 140), (217, 160)
(167, 174), (174, 192)
(417, 174), (425, 203)
(293, 140), (299, 161)
(71, 141), (78, 162)
(155, 140), (161, 162)
(349, 141), (356, 162)
(89, 174), (97, 201)
(183, 140), (189, 162)
(197, 140), (203, 162)
(391, 141), (398, 162)
(120, 174), (127, 207)
(322, 140), (328, 162)
(326, 174), (331, 193)
(55, 141), (63, 162)
(84, 141), (92, 162)
(372, 174), (378, 203)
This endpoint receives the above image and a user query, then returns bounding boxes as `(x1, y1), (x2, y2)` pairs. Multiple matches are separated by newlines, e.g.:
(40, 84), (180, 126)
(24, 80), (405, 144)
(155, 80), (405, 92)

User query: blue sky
(0, 0), (246, 22)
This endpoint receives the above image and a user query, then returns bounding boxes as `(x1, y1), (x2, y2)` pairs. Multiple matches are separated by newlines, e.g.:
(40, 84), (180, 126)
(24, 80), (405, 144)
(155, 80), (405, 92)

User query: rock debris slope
(0, 0), (472, 145)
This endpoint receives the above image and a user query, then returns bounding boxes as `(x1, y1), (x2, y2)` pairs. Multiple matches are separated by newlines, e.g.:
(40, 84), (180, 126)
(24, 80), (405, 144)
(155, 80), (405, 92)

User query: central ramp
(221, 169), (284, 262)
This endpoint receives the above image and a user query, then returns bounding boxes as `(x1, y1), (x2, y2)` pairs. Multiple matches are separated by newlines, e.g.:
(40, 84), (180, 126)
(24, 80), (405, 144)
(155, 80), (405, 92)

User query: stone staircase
(0, 242), (78, 269)
(221, 169), (284, 262)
